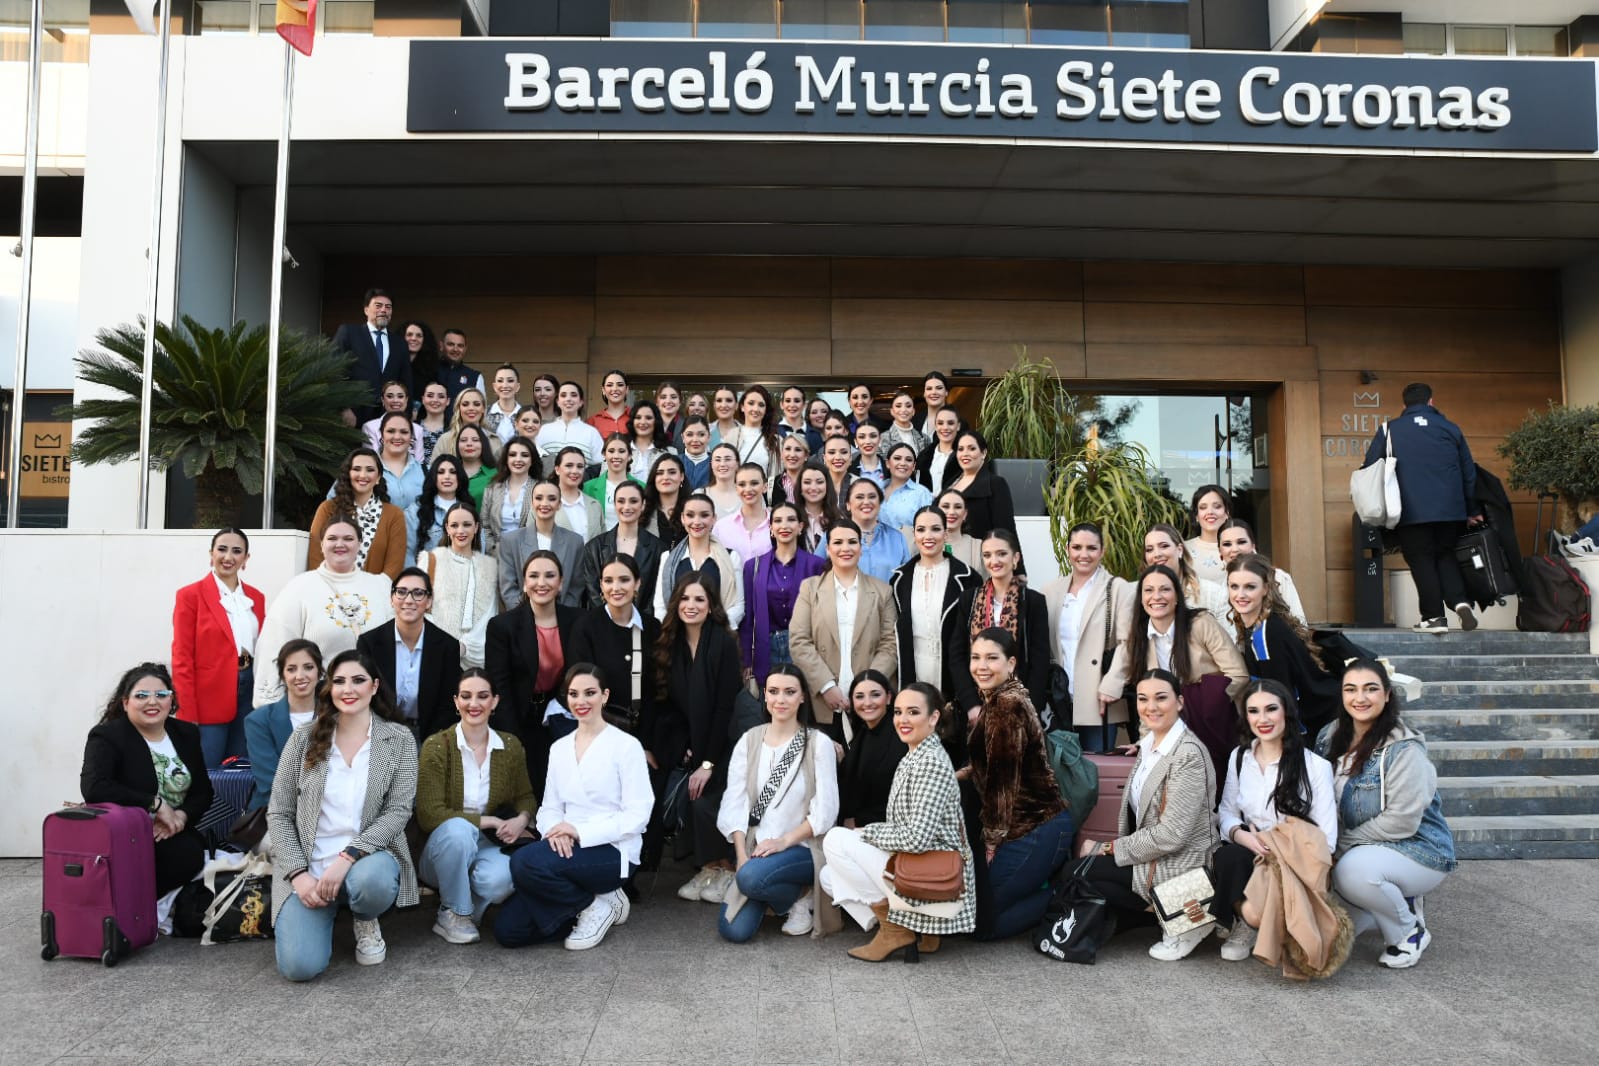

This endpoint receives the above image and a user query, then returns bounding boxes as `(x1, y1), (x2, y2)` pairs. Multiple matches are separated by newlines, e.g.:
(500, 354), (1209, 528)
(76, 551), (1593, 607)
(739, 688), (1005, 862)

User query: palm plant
(1045, 431), (1187, 580)
(62, 315), (366, 527)
(977, 349), (1079, 462)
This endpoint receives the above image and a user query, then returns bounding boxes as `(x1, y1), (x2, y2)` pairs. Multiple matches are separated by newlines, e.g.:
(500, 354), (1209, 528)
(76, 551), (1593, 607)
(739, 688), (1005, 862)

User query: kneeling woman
(417, 670), (538, 945)
(1078, 670), (1219, 962)
(1317, 659), (1456, 969)
(715, 665), (839, 942)
(269, 650), (419, 981)
(965, 628), (1074, 940)
(822, 682), (975, 962)
(494, 664), (653, 950)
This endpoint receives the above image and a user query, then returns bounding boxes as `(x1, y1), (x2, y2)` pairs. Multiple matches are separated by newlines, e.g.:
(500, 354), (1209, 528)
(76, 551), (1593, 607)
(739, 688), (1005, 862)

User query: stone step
(1383, 654), (1599, 681)
(1437, 775), (1599, 817)
(1450, 814), (1599, 859)
(1410, 681), (1599, 709)
(1404, 708), (1599, 741)
(1337, 628), (1590, 655)
(1428, 739), (1599, 777)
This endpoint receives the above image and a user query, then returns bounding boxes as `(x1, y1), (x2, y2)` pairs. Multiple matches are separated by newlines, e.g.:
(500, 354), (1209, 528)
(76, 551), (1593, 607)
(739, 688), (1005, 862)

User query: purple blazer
(741, 549), (827, 683)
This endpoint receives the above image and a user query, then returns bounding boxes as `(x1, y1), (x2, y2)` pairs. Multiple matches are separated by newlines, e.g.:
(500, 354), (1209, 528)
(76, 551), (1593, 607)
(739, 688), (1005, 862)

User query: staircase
(1343, 629), (1599, 859)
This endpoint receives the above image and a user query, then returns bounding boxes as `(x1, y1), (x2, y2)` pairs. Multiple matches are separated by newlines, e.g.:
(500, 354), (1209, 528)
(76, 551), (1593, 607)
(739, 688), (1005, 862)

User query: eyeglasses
(132, 689), (173, 701)
(392, 588), (430, 600)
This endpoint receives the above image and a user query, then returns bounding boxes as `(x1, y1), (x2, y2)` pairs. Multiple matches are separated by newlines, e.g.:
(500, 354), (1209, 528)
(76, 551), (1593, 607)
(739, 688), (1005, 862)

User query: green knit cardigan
(416, 726), (538, 834)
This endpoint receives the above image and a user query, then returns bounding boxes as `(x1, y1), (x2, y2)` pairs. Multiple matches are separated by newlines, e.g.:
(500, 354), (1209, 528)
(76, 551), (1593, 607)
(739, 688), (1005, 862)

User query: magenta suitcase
(41, 804), (158, 966)
(1079, 754), (1136, 845)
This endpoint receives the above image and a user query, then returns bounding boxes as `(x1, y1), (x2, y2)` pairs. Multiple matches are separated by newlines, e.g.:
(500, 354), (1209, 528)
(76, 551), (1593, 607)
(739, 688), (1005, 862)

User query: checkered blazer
(268, 718), (419, 924)
(1113, 728), (1220, 901)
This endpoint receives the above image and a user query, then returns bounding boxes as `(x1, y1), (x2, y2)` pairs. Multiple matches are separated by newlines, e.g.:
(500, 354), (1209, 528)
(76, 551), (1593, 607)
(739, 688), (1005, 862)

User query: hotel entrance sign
(408, 40), (1598, 153)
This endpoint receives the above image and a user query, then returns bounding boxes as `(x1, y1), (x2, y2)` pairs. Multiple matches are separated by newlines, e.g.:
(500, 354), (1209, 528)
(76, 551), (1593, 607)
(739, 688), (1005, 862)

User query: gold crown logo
(1352, 391), (1380, 408)
(31, 433), (62, 449)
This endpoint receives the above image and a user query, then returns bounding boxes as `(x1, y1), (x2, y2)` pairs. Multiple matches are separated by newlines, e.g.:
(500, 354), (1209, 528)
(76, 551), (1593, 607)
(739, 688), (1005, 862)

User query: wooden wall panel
(594, 297), (831, 338)
(830, 342), (1086, 379)
(1085, 302), (1306, 346)
(1318, 372), (1560, 440)
(1085, 262), (1304, 305)
(1305, 266), (1557, 310)
(1309, 306), (1560, 373)
(404, 296), (595, 344)
(829, 259), (1083, 301)
(598, 257), (830, 298)
(1086, 344), (1318, 382)
(588, 338), (833, 378)
(1271, 380), (1327, 623)
(830, 299), (1083, 343)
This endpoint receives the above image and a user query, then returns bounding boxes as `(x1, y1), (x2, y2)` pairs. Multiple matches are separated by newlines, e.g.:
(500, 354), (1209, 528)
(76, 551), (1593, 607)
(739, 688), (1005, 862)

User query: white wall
(0, 60), (89, 174)
(0, 529), (308, 857)
(0, 236), (82, 391)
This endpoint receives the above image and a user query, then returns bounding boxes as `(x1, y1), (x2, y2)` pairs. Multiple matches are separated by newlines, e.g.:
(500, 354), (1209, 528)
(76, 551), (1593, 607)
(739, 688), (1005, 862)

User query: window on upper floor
(192, 0), (372, 38)
(1402, 22), (1568, 57)
(781, 0), (861, 39)
(0, 0), (89, 63)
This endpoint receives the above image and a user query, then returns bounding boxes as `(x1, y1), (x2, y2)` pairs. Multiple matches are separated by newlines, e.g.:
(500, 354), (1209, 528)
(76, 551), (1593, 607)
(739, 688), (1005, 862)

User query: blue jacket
(242, 698), (298, 811)
(1363, 403), (1474, 525)
(1315, 722), (1457, 874)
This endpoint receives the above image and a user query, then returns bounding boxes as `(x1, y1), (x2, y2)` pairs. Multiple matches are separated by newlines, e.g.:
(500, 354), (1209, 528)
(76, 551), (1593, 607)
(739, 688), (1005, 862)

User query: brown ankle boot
(918, 934), (942, 954)
(848, 901), (919, 963)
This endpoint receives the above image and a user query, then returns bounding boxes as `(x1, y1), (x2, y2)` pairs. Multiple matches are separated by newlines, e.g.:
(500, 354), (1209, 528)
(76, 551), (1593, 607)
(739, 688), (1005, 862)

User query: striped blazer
(1113, 727), (1219, 901)
(267, 717), (420, 924)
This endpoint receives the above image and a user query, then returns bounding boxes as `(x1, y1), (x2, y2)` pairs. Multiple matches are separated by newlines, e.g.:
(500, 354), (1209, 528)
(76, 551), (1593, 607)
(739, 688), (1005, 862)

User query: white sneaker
(1220, 920), (1258, 962)
(353, 918), (387, 965)
(432, 907), (480, 945)
(677, 868), (715, 901)
(1148, 924), (1213, 962)
(699, 868), (736, 903)
(1378, 923), (1432, 969)
(781, 891), (814, 936)
(1454, 603), (1478, 631)
(608, 887), (631, 927)
(564, 896), (619, 951)
(1412, 617), (1448, 633)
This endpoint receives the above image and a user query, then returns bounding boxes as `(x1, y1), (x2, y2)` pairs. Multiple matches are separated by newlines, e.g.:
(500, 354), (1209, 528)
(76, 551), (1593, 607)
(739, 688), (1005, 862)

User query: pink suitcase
(41, 804), (158, 966)
(1078, 754), (1136, 845)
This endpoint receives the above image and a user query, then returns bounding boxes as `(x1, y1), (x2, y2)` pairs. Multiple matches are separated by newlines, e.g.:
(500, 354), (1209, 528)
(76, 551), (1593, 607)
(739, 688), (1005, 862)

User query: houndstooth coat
(860, 733), (976, 935)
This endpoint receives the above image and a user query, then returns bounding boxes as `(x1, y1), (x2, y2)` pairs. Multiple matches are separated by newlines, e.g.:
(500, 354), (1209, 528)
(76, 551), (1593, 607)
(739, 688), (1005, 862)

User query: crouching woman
(822, 682), (975, 962)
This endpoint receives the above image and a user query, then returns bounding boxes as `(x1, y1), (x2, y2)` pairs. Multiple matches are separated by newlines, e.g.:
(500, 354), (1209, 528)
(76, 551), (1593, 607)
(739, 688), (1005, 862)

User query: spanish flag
(276, 0), (318, 57)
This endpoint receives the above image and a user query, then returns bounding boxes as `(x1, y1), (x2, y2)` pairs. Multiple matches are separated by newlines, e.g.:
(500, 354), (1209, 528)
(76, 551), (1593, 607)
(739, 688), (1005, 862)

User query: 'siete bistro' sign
(408, 39), (1598, 153)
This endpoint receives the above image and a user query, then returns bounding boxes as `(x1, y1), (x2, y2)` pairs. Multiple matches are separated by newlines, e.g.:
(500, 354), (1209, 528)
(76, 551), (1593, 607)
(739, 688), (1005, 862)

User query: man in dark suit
(332, 287), (413, 425)
(356, 567), (462, 741)
(438, 327), (486, 402)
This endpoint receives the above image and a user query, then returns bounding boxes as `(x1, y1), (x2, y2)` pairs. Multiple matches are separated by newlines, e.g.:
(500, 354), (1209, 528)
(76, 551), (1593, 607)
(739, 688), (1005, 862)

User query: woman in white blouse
(421, 503), (498, 668)
(534, 381), (605, 464)
(493, 663), (653, 951)
(1211, 679), (1338, 961)
(704, 443), (743, 518)
(1183, 483), (1231, 590)
(1218, 517), (1308, 624)
(715, 664), (839, 941)
(890, 506), (978, 704)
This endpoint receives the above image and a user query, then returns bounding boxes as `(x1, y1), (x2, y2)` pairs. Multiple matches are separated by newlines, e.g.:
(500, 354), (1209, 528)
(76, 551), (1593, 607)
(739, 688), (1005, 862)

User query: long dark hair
(1125, 564), (1196, 684)
(643, 452), (688, 542)
(303, 649), (403, 769)
(275, 639), (324, 684)
(768, 663), (816, 732)
(399, 320), (439, 387)
(798, 461), (842, 547)
(1237, 679), (1314, 822)
(630, 400), (670, 450)
(653, 571), (732, 683)
(847, 668), (894, 733)
(490, 436), (542, 487)
(415, 453), (464, 549)
(1189, 483), (1231, 533)
(332, 447), (390, 511)
(100, 662), (176, 723)
(1323, 658), (1401, 777)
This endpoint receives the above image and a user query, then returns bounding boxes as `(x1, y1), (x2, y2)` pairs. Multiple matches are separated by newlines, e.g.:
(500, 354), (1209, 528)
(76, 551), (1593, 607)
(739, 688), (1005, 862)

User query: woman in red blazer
(171, 528), (266, 768)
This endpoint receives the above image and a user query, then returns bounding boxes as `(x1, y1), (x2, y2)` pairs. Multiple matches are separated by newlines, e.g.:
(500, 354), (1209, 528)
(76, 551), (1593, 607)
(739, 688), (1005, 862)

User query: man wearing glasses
(356, 568), (463, 740)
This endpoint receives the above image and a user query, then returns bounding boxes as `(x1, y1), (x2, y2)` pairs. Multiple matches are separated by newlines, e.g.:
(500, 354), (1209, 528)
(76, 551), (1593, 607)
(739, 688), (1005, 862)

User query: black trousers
(691, 781), (732, 868)
(155, 828), (208, 897)
(1081, 856), (1156, 933)
(1210, 841), (1258, 929)
(1396, 520), (1467, 620)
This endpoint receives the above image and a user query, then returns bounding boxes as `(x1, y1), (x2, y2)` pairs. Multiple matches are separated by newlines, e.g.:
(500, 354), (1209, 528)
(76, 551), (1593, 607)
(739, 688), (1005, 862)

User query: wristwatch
(341, 845), (364, 863)
(700, 761), (715, 772)
(148, 796), (162, 814)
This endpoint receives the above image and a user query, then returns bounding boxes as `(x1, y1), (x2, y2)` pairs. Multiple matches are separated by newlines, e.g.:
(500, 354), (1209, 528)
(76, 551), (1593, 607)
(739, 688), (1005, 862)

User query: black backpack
(1518, 495), (1592, 634)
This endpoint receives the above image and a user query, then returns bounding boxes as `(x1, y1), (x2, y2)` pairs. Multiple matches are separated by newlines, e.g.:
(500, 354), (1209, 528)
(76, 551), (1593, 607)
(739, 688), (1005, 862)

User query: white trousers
(821, 826), (891, 930)
(1332, 844), (1448, 946)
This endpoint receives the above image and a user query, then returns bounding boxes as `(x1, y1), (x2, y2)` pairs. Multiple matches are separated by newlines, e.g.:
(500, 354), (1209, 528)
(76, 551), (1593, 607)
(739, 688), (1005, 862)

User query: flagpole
(5, 0), (43, 530)
(134, 0), (174, 528)
(262, 38), (295, 531)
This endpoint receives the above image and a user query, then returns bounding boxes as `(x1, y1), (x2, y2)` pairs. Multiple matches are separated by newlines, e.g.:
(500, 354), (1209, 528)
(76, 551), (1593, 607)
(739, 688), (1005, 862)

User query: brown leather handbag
(884, 850), (963, 902)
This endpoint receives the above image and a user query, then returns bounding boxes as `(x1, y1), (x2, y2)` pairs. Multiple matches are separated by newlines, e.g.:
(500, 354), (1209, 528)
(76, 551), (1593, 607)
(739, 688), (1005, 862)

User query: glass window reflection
(782, 0), (861, 40)
(948, 0), (1026, 44)
(864, 0), (944, 42)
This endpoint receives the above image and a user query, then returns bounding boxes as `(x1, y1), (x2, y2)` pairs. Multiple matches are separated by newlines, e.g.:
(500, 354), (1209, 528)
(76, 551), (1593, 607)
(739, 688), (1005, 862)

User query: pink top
(534, 622), (565, 694)
(713, 510), (771, 564)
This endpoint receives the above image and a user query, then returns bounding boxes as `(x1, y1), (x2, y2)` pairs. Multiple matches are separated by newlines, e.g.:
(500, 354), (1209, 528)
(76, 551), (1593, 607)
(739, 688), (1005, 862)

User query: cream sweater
(252, 565), (394, 706)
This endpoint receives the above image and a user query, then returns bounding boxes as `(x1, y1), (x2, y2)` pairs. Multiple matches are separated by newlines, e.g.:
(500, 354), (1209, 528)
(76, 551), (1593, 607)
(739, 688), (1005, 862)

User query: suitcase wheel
(101, 916), (126, 967)
(101, 949), (117, 968)
(40, 911), (57, 960)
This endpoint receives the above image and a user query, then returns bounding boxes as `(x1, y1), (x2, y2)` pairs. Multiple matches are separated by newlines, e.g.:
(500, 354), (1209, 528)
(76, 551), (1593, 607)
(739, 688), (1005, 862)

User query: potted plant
(1045, 429), (1188, 580)
(977, 349), (1078, 515)
(62, 315), (367, 527)
(1499, 402), (1599, 531)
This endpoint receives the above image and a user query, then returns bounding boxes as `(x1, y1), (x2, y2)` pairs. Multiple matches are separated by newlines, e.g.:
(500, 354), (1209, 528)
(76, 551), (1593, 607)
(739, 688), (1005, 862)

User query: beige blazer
(1098, 609), (1248, 703)
(1043, 570), (1137, 729)
(1113, 726), (1219, 900)
(788, 570), (898, 724)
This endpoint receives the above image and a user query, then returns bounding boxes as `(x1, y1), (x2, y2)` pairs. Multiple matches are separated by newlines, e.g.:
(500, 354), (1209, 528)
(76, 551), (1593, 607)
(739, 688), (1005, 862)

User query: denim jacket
(1314, 721), (1457, 874)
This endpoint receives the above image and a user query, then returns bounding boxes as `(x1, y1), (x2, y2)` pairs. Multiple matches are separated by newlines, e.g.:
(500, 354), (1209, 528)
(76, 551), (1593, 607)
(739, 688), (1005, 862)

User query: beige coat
(1097, 609), (1248, 703)
(1043, 570), (1137, 728)
(788, 570), (898, 725)
(1242, 817), (1355, 980)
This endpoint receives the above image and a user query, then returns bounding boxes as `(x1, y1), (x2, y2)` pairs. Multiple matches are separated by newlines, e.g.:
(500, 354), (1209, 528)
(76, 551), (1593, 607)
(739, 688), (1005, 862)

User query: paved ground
(2, 856), (1594, 1066)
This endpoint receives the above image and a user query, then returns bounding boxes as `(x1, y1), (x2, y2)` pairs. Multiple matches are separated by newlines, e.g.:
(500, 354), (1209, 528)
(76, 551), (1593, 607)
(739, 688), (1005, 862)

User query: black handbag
(1034, 856), (1113, 965)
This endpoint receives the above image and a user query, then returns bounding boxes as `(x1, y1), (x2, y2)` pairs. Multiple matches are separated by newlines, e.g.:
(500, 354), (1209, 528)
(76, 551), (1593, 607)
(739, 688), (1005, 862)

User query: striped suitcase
(196, 760), (254, 848)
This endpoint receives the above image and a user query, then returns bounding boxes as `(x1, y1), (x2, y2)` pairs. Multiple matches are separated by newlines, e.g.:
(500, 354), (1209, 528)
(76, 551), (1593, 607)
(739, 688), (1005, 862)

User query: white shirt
(929, 448), (951, 489)
(1130, 717), (1189, 811)
(910, 559), (949, 686)
(716, 729), (839, 846)
(834, 574), (860, 695)
(538, 725), (654, 875)
(1147, 620), (1175, 673)
(455, 724), (504, 815)
(310, 723), (372, 878)
(560, 495), (591, 540)
(213, 574), (260, 655)
(535, 418), (604, 463)
(1055, 573), (1097, 689)
(289, 709), (315, 731)
(1219, 743), (1340, 854)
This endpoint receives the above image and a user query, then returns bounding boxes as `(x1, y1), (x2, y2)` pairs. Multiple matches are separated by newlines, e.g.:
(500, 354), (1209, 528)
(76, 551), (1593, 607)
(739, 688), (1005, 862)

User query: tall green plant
(977, 350), (1078, 461)
(62, 315), (366, 526)
(1498, 402), (1599, 523)
(1045, 437), (1187, 580)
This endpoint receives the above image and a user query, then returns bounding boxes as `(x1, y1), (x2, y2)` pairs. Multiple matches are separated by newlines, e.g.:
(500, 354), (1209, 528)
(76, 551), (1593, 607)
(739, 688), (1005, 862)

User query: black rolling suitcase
(1456, 523), (1515, 606)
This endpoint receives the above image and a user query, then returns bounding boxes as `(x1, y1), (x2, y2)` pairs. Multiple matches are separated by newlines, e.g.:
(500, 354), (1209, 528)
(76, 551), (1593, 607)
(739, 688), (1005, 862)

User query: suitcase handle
(54, 806), (107, 821)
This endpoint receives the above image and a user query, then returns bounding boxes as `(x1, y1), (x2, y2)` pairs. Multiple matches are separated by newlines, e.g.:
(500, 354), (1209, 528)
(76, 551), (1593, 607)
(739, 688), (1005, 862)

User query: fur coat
(966, 679), (1065, 849)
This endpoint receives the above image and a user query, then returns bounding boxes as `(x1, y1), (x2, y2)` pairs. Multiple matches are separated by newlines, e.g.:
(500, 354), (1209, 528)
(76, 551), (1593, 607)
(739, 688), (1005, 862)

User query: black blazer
(333, 321), (415, 422)
(484, 602), (581, 790)
(914, 442), (960, 493)
(571, 528), (665, 618)
(1243, 613), (1340, 736)
(949, 582), (1052, 716)
(81, 716), (213, 824)
(655, 623), (742, 780)
(957, 464), (1016, 540)
(837, 713), (907, 826)
(357, 620), (462, 740)
(889, 554), (980, 700)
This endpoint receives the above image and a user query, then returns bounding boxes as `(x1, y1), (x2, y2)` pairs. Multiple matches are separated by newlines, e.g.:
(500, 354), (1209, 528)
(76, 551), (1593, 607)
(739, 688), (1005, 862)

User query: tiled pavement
(2, 856), (1594, 1066)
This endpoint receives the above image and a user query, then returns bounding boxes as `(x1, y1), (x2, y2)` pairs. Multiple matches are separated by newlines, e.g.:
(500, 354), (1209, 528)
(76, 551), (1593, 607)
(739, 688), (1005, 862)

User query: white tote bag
(1350, 426), (1401, 529)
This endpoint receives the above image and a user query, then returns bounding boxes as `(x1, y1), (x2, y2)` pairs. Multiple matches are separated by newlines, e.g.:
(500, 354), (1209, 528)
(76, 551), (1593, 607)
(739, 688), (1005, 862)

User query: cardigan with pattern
(415, 726), (538, 835)
(267, 717), (419, 924)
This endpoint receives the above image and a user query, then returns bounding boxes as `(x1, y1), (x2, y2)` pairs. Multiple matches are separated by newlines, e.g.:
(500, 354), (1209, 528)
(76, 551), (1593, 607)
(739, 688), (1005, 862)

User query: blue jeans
(199, 667), (253, 769)
(717, 844), (814, 943)
(275, 851), (401, 981)
(769, 630), (793, 669)
(419, 818), (515, 922)
(979, 808), (1076, 941)
(493, 842), (631, 947)
(1075, 722), (1119, 755)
